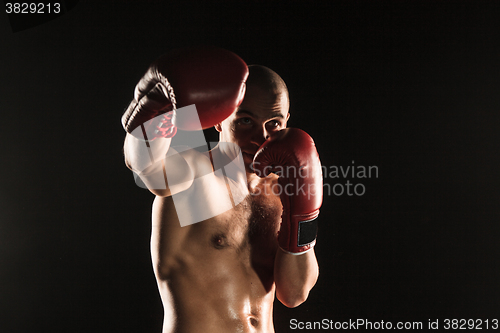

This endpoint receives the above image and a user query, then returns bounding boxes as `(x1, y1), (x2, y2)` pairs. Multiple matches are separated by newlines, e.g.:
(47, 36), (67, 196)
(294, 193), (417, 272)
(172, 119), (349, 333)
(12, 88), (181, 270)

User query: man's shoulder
(166, 145), (216, 183)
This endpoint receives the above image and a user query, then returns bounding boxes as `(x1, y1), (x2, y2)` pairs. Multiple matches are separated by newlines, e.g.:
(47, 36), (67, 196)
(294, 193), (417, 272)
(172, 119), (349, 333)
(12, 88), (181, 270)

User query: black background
(1, 1), (499, 332)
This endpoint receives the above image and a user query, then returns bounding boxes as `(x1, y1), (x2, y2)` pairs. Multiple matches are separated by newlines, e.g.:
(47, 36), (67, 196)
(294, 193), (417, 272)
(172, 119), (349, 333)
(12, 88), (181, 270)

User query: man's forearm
(274, 247), (319, 308)
(124, 134), (172, 195)
(124, 134), (196, 196)
(124, 133), (171, 172)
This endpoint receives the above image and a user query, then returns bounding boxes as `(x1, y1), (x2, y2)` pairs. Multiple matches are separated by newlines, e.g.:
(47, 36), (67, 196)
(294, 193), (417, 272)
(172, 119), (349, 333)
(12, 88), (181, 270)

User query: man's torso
(151, 169), (282, 333)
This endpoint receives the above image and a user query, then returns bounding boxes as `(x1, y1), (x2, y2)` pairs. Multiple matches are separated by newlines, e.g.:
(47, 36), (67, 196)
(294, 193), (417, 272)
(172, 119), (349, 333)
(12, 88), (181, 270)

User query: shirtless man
(122, 47), (323, 333)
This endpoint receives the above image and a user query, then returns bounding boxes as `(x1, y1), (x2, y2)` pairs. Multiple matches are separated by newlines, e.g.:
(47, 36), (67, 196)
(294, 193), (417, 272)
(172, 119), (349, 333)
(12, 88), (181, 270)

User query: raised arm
(121, 46), (249, 196)
(253, 128), (323, 307)
(274, 247), (319, 307)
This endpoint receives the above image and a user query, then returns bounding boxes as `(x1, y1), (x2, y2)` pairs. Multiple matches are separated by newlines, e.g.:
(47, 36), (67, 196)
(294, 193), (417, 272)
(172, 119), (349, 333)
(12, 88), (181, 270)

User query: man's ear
(284, 113), (290, 127)
(215, 123), (222, 132)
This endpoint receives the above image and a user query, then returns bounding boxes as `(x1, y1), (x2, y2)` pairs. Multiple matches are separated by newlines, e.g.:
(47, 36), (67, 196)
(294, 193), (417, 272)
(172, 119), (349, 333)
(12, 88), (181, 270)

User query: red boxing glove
(122, 46), (248, 140)
(253, 128), (323, 254)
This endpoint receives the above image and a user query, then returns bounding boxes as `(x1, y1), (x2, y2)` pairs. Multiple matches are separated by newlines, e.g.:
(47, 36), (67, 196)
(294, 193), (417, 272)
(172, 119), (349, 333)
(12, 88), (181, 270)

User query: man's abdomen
(151, 196), (279, 333)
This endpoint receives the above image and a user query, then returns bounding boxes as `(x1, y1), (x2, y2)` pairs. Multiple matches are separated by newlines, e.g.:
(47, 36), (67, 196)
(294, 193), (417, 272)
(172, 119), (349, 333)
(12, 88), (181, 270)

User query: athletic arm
(121, 47), (248, 196)
(123, 134), (194, 197)
(274, 248), (319, 308)
(253, 128), (323, 308)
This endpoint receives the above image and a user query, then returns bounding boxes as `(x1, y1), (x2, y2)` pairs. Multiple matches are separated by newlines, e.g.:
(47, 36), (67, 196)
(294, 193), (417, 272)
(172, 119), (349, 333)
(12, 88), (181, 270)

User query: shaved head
(216, 64), (290, 169)
(247, 65), (288, 91)
(246, 65), (290, 112)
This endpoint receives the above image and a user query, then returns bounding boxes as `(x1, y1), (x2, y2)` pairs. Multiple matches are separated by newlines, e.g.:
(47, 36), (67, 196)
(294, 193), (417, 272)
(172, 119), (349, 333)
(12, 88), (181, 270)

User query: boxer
(122, 47), (323, 333)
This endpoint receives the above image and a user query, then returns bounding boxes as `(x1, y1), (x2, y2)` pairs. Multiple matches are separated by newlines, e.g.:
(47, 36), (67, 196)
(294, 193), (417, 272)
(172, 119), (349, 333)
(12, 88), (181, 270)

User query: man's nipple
(211, 233), (229, 249)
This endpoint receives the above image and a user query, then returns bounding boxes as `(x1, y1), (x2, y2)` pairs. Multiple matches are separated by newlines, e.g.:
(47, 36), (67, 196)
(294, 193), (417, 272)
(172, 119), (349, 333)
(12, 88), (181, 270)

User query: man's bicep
(136, 147), (202, 197)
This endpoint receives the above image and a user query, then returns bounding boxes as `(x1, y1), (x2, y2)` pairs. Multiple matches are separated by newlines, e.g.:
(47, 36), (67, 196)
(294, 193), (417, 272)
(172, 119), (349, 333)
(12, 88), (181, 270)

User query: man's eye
(267, 120), (281, 128)
(238, 118), (252, 125)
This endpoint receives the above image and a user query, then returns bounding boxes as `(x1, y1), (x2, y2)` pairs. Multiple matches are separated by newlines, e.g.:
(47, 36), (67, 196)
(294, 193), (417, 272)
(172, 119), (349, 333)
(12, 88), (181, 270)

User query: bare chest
(205, 181), (282, 258)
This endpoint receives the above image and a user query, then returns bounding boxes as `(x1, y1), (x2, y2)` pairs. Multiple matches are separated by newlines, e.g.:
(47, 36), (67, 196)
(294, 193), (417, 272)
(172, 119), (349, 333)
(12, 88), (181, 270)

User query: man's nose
(250, 125), (269, 147)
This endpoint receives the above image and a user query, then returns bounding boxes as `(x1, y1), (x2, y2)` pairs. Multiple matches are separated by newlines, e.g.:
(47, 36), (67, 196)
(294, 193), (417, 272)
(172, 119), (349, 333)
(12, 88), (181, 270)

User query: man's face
(216, 83), (290, 169)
